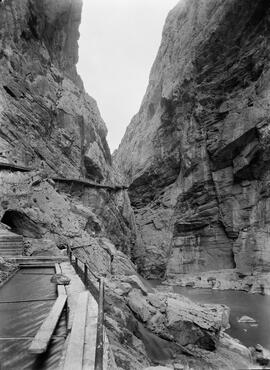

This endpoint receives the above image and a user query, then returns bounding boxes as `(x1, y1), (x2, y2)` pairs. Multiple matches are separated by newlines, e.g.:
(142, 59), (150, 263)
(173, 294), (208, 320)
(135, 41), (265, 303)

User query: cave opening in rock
(1, 210), (42, 238)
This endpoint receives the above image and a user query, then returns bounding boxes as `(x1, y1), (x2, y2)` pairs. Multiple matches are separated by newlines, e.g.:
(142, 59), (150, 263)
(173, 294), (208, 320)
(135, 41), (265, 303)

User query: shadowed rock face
(115, 0), (270, 278)
(0, 0), (112, 181)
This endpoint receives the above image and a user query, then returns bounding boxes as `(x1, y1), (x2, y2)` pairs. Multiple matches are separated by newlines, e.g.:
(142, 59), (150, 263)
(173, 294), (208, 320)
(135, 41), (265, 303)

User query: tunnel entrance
(1, 210), (42, 238)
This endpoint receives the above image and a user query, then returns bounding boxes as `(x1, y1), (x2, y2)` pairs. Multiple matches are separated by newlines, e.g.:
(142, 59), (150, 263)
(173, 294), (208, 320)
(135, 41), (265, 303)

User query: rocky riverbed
(165, 269), (270, 295)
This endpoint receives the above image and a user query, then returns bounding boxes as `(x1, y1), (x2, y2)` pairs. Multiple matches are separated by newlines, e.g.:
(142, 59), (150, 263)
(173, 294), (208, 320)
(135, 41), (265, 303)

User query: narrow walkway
(0, 161), (128, 191)
(0, 161), (32, 172)
(58, 262), (116, 370)
(52, 176), (127, 191)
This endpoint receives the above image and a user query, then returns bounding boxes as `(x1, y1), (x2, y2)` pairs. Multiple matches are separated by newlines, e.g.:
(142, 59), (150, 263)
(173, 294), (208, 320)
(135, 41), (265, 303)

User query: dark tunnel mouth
(1, 209), (42, 238)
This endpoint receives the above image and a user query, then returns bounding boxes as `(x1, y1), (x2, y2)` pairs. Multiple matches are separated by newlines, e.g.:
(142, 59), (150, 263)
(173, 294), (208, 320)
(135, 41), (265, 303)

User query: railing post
(95, 278), (104, 370)
(65, 301), (69, 334)
(75, 257), (78, 271)
(67, 246), (72, 262)
(84, 264), (88, 285)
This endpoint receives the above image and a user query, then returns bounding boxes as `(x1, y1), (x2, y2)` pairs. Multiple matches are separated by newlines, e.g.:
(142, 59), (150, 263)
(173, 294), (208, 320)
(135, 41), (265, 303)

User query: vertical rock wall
(0, 0), (112, 181)
(0, 0), (136, 256)
(115, 0), (270, 278)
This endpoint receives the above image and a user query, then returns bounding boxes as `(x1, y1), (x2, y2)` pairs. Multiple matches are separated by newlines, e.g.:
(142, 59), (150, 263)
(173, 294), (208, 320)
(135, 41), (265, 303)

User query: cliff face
(0, 0), (112, 181)
(0, 1), (139, 366)
(0, 0), (136, 257)
(115, 0), (270, 279)
(0, 2), (263, 368)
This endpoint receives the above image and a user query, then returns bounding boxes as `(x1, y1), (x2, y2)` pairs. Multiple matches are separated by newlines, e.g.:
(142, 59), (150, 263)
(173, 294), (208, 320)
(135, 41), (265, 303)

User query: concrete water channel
(0, 254), (115, 370)
(0, 266), (67, 370)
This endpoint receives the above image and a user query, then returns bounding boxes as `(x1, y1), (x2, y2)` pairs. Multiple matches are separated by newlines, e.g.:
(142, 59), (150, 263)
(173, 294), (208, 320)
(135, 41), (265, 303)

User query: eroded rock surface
(0, 0), (137, 255)
(104, 266), (253, 370)
(115, 0), (270, 283)
(0, 1), (139, 368)
(0, 1), (266, 369)
(0, 0), (115, 182)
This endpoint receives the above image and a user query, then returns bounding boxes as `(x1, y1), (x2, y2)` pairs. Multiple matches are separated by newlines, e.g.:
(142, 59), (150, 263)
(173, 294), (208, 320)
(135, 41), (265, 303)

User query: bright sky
(77, 0), (177, 152)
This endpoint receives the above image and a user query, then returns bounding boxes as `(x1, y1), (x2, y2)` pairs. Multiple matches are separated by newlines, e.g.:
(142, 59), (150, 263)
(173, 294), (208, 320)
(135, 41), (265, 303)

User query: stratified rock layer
(0, 1), (139, 367)
(115, 0), (270, 279)
(0, 0), (112, 182)
(0, 0), (136, 254)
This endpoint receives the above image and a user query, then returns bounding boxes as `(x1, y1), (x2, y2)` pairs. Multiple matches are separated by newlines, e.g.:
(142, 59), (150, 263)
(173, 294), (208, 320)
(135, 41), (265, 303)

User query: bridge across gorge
(0, 161), (128, 191)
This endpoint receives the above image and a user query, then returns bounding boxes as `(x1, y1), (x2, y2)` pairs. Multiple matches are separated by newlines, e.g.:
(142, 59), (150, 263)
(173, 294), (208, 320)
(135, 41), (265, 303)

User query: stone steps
(0, 231), (23, 256)
(0, 246), (23, 251)
(0, 236), (23, 241)
(0, 242), (23, 246)
(0, 250), (23, 255)
(0, 241), (23, 246)
(0, 250), (22, 255)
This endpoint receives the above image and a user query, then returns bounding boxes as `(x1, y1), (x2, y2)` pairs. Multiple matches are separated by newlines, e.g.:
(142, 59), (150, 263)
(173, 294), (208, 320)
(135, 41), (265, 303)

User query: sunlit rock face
(115, 0), (270, 278)
(0, 0), (112, 182)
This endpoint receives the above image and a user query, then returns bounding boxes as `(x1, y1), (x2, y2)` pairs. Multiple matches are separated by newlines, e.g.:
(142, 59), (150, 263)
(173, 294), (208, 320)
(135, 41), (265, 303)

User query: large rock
(114, 0), (270, 281)
(105, 273), (253, 370)
(126, 288), (229, 351)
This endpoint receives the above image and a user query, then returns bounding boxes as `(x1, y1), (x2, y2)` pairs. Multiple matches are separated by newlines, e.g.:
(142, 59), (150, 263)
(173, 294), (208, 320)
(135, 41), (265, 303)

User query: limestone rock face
(115, 0), (270, 278)
(0, 0), (111, 182)
(126, 288), (229, 350)
(0, 0), (137, 256)
(0, 3), (140, 366)
(105, 275), (252, 369)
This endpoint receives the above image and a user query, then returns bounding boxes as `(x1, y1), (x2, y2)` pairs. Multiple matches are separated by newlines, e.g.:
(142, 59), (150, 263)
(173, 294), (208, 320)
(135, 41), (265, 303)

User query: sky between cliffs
(77, 0), (177, 153)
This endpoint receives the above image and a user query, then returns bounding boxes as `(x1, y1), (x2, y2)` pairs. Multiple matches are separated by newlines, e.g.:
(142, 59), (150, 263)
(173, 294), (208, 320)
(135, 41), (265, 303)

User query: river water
(0, 267), (66, 370)
(152, 283), (270, 350)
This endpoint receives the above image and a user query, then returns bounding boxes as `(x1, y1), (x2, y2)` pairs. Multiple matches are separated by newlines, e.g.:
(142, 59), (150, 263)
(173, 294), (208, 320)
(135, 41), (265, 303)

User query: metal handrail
(66, 246), (105, 370)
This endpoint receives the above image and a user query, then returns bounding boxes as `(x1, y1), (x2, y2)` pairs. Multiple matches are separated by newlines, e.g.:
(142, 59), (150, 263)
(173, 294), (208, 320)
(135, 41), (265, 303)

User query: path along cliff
(0, 0), (268, 369)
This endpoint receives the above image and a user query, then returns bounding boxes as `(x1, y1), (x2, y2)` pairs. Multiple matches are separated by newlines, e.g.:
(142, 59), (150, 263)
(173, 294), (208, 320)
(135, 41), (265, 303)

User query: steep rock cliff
(0, 1), (138, 366)
(0, 0), (136, 254)
(115, 0), (270, 280)
(0, 1), (262, 368)
(0, 0), (112, 181)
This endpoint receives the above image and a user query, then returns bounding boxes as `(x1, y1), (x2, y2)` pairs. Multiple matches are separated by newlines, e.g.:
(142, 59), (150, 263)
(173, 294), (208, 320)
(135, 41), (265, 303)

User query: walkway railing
(53, 176), (128, 191)
(67, 246), (104, 370)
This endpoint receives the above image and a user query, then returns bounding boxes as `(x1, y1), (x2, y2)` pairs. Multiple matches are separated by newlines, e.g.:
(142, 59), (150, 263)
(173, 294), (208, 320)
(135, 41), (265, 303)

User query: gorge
(115, 0), (270, 293)
(0, 0), (270, 369)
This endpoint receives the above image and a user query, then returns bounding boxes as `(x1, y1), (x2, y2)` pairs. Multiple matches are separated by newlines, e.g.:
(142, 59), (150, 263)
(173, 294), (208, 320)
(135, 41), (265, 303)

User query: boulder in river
(251, 344), (270, 367)
(126, 288), (230, 351)
(238, 315), (256, 323)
